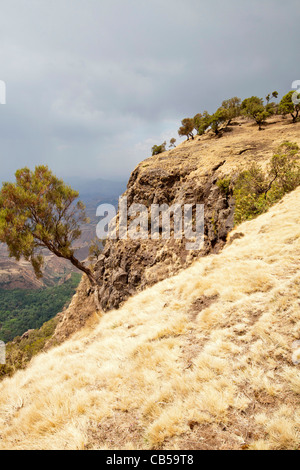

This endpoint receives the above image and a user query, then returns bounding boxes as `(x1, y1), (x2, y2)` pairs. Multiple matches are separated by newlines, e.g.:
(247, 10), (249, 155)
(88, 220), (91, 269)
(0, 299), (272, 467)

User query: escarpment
(93, 157), (235, 311)
(50, 116), (300, 343)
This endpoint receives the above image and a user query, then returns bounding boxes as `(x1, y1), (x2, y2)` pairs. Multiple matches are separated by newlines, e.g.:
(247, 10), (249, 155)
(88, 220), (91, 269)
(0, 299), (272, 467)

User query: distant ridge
(65, 177), (127, 199)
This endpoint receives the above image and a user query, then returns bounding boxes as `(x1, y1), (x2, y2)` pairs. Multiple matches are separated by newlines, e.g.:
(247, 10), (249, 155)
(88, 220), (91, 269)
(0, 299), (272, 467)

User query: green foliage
(169, 138), (176, 148)
(278, 91), (300, 123)
(221, 97), (241, 125)
(178, 92), (284, 143)
(216, 178), (232, 196)
(151, 141), (167, 155)
(0, 316), (60, 380)
(194, 111), (211, 135)
(0, 273), (81, 343)
(193, 98), (241, 138)
(268, 142), (300, 196)
(0, 166), (95, 284)
(178, 118), (195, 140)
(193, 113), (203, 134)
(233, 164), (269, 224)
(241, 96), (271, 130)
(89, 237), (105, 261)
(233, 142), (300, 224)
(210, 107), (228, 135)
(265, 101), (277, 115)
(266, 91), (278, 103)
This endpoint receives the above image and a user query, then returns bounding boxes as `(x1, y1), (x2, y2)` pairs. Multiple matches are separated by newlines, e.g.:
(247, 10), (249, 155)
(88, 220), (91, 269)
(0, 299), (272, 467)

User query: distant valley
(0, 177), (126, 290)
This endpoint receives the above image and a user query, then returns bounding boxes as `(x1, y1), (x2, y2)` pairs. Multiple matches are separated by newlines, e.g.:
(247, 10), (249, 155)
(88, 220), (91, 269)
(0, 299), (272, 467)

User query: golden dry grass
(0, 187), (299, 450)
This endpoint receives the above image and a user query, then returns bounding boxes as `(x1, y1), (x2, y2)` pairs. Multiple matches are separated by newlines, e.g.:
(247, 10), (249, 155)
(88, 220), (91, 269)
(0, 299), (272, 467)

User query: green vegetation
(169, 138), (176, 148)
(279, 91), (300, 123)
(216, 178), (231, 196)
(221, 97), (242, 126)
(0, 315), (60, 380)
(233, 142), (300, 224)
(89, 237), (105, 262)
(241, 96), (272, 130)
(266, 91), (278, 104)
(209, 107), (228, 136)
(0, 273), (81, 343)
(196, 111), (212, 136)
(178, 118), (195, 140)
(152, 141), (167, 155)
(177, 89), (300, 141)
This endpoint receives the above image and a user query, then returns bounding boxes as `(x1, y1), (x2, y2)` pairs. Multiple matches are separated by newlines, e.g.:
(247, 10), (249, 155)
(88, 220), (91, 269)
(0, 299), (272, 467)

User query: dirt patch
(86, 411), (145, 450)
(189, 294), (219, 322)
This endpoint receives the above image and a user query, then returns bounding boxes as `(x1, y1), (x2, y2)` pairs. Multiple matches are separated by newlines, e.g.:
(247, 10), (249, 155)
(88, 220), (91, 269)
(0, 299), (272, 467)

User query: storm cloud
(0, 0), (299, 182)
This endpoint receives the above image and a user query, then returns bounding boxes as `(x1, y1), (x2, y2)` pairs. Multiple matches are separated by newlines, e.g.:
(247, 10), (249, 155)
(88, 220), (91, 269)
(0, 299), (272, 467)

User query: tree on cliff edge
(0, 166), (99, 296)
(178, 118), (195, 140)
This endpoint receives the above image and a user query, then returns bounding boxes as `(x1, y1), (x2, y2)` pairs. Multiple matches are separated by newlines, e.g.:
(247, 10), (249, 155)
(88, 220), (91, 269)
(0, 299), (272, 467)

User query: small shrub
(233, 142), (300, 224)
(216, 178), (232, 196)
(152, 142), (167, 156)
(169, 138), (176, 148)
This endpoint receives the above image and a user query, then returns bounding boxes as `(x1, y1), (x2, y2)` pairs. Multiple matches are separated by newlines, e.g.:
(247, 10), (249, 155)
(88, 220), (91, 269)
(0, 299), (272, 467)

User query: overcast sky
(0, 0), (299, 184)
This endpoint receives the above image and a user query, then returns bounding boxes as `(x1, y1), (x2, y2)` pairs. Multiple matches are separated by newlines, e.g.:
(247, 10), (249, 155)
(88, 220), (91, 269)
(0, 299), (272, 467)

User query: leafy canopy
(152, 142), (167, 155)
(0, 165), (91, 280)
(233, 142), (300, 224)
(279, 91), (300, 123)
(178, 118), (195, 140)
(221, 97), (241, 125)
(241, 96), (271, 129)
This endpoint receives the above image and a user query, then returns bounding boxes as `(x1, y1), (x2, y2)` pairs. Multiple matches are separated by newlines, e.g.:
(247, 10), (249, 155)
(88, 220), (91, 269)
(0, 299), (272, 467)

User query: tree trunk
(69, 254), (96, 286)
(69, 255), (101, 311)
(33, 235), (101, 310)
(291, 110), (299, 123)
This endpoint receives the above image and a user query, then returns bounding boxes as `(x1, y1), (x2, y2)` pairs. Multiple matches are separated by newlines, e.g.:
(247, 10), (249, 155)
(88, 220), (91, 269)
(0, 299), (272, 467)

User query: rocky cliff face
(93, 115), (300, 312)
(94, 157), (235, 311)
(49, 115), (300, 343)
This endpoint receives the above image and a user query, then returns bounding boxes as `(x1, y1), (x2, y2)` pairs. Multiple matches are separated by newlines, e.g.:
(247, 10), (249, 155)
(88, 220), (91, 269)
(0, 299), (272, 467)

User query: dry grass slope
(0, 187), (299, 450)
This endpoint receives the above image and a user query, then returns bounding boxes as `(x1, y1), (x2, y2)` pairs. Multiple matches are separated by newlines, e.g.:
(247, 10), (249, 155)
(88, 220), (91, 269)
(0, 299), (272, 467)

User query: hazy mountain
(66, 177), (127, 199)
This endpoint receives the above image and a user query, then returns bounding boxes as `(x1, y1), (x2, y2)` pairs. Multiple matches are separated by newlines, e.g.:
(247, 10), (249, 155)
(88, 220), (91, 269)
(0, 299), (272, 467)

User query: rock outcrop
(50, 116), (300, 343)
(94, 162), (235, 311)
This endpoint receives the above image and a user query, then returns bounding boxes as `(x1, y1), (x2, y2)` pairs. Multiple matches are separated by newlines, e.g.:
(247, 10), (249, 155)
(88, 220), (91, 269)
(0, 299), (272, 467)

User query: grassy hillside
(0, 188), (299, 450)
(0, 273), (82, 343)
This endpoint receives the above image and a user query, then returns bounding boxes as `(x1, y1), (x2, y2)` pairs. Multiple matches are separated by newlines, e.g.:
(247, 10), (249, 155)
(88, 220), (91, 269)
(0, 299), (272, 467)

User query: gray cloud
(0, 0), (299, 183)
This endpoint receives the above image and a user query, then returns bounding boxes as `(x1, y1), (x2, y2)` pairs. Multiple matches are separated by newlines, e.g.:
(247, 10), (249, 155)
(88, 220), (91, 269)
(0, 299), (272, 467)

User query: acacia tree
(266, 91), (278, 104)
(194, 111), (211, 135)
(0, 166), (99, 291)
(209, 108), (228, 136)
(178, 118), (195, 140)
(221, 97), (241, 126)
(169, 138), (176, 148)
(241, 96), (270, 130)
(193, 113), (203, 135)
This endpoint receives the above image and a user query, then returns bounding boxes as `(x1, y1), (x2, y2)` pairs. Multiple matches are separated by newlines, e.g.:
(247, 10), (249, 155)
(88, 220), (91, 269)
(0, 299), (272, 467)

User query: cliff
(49, 115), (300, 344)
(0, 186), (299, 450)
(93, 115), (300, 310)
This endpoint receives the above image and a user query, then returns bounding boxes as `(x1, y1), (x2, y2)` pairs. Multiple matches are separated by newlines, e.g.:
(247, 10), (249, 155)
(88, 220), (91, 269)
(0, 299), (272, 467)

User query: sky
(0, 0), (299, 184)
